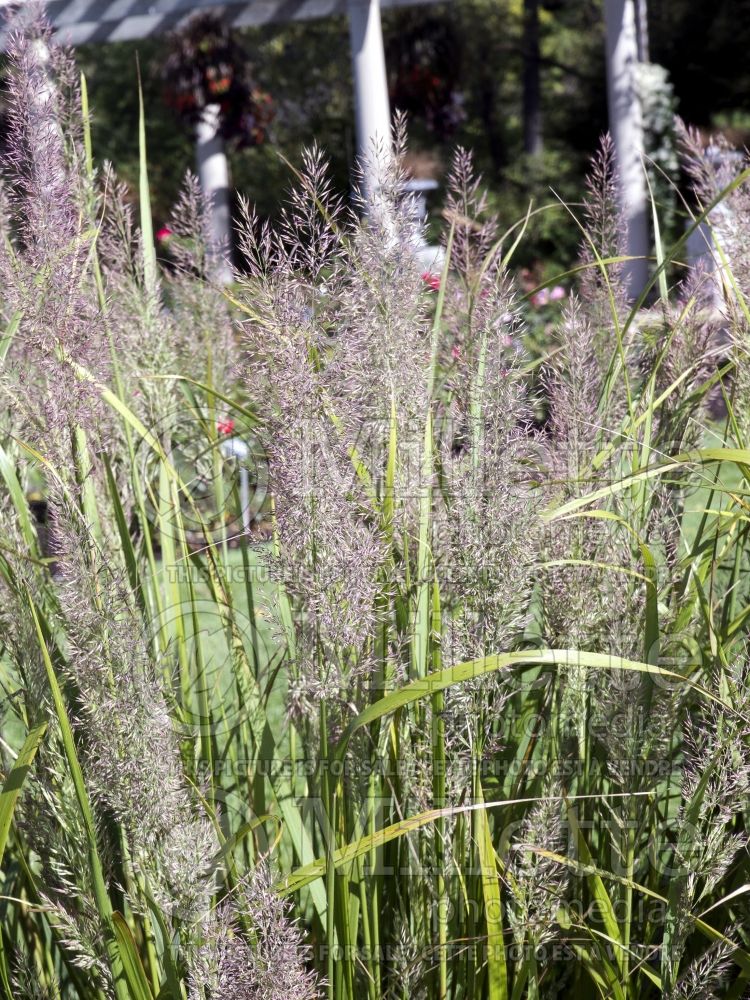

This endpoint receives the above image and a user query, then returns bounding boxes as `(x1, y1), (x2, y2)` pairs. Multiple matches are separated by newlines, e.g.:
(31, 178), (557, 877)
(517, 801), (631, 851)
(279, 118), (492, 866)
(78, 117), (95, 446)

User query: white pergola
(1, 0), (650, 294)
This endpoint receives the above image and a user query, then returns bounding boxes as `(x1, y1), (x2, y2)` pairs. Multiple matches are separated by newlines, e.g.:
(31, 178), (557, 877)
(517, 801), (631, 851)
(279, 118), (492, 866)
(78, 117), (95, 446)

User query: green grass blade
(564, 799), (624, 977)
(137, 62), (157, 299)
(543, 448), (750, 521)
(0, 309), (22, 365)
(102, 453), (143, 607)
(113, 913), (156, 1000)
(80, 71), (93, 178)
(279, 792), (652, 897)
(336, 648), (727, 757)
(0, 442), (40, 560)
(475, 776), (508, 1000)
(427, 222), (454, 399)
(411, 410), (433, 680)
(0, 723), (47, 867)
(645, 167), (668, 306)
(526, 843), (750, 978)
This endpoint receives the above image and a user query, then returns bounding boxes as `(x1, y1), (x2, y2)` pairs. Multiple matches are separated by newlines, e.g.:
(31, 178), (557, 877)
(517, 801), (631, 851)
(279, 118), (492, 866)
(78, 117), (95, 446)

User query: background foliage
(65, 0), (750, 277)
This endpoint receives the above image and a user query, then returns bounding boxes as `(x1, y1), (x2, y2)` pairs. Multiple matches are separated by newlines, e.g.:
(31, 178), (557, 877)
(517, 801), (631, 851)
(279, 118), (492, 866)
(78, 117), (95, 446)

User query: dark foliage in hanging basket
(388, 15), (465, 140)
(163, 12), (274, 148)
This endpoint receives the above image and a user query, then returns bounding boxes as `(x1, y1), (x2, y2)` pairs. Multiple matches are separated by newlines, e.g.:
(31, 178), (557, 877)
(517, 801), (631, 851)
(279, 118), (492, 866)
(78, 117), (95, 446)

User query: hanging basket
(388, 15), (465, 139)
(163, 13), (274, 148)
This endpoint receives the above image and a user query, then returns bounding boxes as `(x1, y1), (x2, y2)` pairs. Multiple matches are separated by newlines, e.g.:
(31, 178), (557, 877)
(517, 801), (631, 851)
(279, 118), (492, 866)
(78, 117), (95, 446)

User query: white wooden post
(604, 0), (649, 298)
(347, 0), (391, 204)
(635, 0), (649, 62)
(195, 103), (233, 284)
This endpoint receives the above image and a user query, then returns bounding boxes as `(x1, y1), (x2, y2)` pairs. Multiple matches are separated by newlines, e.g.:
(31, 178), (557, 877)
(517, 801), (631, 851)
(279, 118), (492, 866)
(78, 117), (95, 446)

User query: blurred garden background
(47, 0), (750, 280)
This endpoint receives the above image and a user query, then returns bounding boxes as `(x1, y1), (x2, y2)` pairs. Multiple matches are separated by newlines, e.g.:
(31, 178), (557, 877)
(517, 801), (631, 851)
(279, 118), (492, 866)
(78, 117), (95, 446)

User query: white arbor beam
(604, 0), (649, 298)
(347, 0), (391, 203)
(0, 0), (442, 47)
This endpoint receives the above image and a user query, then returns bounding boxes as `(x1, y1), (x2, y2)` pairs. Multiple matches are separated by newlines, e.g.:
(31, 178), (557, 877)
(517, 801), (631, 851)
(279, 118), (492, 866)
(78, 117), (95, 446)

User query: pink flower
(530, 288), (550, 308)
(421, 271), (441, 292)
(549, 285), (566, 301)
(217, 418), (235, 436)
(156, 226), (173, 242)
(451, 345), (461, 360)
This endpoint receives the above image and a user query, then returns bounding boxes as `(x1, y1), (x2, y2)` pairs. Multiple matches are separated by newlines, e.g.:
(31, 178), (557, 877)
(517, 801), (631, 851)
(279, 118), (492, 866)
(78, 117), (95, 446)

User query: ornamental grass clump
(2, 8), (750, 1000)
(0, 10), (318, 999)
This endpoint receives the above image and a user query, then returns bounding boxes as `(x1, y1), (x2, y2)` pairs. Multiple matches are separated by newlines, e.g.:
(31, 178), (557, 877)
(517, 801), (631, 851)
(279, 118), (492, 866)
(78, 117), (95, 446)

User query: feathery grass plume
(11, 955), (62, 1000)
(678, 123), (750, 308)
(238, 149), (386, 728)
(538, 132), (677, 698)
(436, 149), (541, 661)
(507, 789), (569, 954)
(670, 942), (734, 1000)
(12, 483), (300, 988)
(49, 496), (217, 927)
(678, 123), (750, 439)
(97, 169), (226, 446)
(190, 861), (321, 1000)
(539, 295), (629, 750)
(0, 179), (16, 338)
(0, 5), (106, 444)
(96, 164), (236, 548)
(578, 135), (630, 361)
(634, 271), (722, 582)
(539, 270), (691, 952)
(571, 136), (642, 470)
(22, 747), (117, 985)
(638, 296), (718, 458)
(679, 685), (750, 903)
(442, 148), (499, 289)
(540, 144), (630, 544)
(0, 87), (312, 977)
(664, 661), (750, 985)
(96, 162), (181, 432)
(381, 922), (427, 1000)
(542, 295), (601, 483)
(325, 125), (435, 541)
(438, 298), (537, 663)
(2, 509), (208, 982)
(1, 485), (318, 992)
(539, 291), (613, 660)
(0, 505), (117, 986)
(5, 8), (750, 993)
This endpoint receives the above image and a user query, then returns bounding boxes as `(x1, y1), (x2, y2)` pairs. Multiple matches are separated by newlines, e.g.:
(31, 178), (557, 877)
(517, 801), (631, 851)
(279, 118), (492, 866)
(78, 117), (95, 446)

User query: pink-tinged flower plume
(0, 3), (110, 451)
